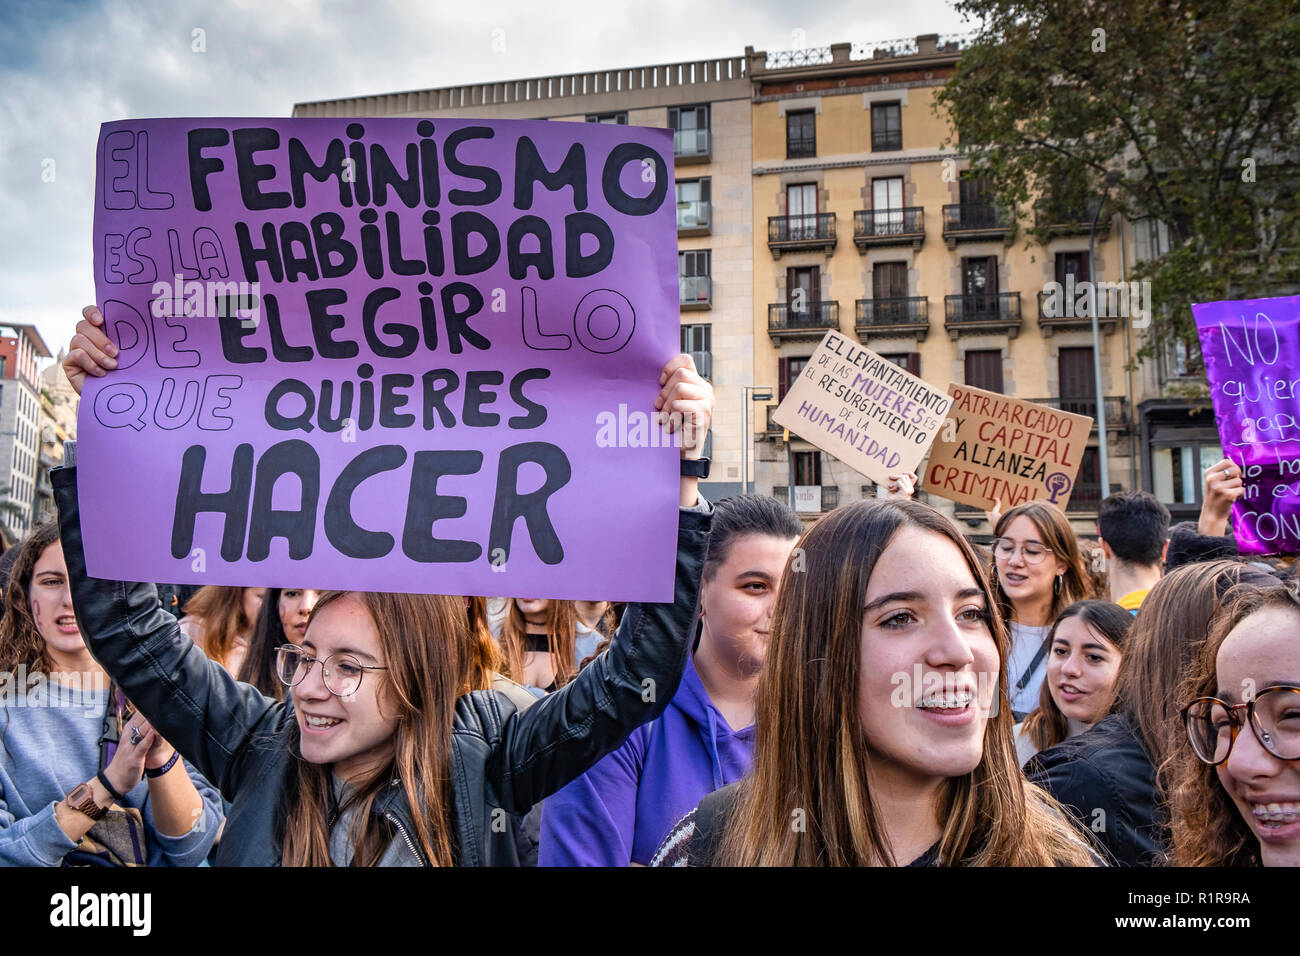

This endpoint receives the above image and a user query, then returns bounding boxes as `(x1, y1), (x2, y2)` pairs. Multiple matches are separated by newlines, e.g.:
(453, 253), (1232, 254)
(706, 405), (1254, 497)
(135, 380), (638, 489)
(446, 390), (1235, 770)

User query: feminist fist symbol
(1045, 472), (1072, 504)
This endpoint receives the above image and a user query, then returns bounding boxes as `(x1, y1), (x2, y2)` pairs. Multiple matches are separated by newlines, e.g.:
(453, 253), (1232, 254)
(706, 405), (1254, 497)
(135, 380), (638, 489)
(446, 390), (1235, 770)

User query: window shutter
(778, 357), (791, 399)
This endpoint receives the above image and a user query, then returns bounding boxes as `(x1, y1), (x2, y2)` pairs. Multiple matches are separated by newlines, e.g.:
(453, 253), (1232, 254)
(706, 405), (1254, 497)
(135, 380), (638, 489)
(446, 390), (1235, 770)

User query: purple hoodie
(538, 652), (754, 866)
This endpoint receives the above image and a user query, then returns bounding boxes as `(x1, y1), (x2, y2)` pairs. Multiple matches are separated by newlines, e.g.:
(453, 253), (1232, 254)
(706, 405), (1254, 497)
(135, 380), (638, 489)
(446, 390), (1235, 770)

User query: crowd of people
(0, 304), (1294, 868)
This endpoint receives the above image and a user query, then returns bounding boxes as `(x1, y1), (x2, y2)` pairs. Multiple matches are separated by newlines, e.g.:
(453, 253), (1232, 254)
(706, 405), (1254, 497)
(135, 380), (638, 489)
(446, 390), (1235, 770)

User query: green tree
(935, 0), (1300, 384)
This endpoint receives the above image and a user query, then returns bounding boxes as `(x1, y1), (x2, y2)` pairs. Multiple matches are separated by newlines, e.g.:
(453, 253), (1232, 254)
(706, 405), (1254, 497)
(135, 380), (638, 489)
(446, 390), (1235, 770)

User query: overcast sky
(0, 0), (971, 369)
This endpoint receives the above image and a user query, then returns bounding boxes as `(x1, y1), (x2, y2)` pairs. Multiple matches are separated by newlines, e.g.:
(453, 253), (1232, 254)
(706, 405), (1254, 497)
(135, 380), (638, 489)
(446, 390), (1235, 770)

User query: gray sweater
(0, 678), (223, 866)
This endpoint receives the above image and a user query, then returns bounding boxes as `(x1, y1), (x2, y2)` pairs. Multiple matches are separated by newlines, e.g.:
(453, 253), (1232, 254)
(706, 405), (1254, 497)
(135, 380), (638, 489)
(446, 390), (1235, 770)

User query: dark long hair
(0, 522), (63, 679)
(715, 498), (1095, 866)
(1021, 600), (1133, 751)
(238, 587), (292, 699)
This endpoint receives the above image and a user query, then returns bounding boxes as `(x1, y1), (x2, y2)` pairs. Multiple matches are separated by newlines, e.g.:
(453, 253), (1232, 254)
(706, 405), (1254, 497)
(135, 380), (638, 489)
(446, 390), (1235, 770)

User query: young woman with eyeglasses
(61, 307), (715, 866)
(989, 502), (1091, 720)
(1171, 579), (1300, 867)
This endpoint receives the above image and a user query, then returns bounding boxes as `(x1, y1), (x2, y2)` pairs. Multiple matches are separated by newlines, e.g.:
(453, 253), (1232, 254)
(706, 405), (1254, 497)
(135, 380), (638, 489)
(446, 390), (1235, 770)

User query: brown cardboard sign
(770, 331), (953, 485)
(922, 384), (1094, 510)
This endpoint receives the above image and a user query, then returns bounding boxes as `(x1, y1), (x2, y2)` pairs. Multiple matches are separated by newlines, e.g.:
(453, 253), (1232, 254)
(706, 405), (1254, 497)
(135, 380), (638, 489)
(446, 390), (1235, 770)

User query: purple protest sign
(85, 118), (681, 599)
(1192, 296), (1300, 555)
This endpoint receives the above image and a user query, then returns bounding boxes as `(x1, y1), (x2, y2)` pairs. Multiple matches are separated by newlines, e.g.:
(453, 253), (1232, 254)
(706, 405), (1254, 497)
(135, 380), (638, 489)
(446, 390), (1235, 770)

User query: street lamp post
(1087, 185), (1116, 501)
(740, 386), (773, 496)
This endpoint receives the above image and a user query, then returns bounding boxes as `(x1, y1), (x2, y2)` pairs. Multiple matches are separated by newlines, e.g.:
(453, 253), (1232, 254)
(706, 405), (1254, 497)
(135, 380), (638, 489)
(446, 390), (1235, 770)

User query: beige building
(294, 57), (756, 499)
(746, 37), (1137, 533)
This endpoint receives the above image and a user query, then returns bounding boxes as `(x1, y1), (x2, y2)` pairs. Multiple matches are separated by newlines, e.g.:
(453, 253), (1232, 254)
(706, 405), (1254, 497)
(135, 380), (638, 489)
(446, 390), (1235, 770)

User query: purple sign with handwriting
(85, 118), (680, 599)
(1193, 296), (1300, 555)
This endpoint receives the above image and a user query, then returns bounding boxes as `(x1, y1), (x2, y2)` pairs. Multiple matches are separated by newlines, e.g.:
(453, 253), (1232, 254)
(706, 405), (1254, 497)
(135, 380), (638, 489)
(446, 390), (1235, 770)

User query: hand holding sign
(65, 305), (119, 394)
(1198, 457), (1246, 537)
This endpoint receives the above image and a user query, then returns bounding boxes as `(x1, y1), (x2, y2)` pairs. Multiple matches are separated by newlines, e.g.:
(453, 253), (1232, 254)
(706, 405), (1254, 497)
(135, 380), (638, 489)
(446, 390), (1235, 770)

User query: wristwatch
(680, 457), (711, 479)
(66, 782), (109, 821)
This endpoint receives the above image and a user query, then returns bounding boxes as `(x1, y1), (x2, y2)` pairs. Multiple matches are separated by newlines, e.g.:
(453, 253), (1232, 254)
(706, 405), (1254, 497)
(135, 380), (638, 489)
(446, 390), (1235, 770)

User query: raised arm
(52, 464), (286, 799)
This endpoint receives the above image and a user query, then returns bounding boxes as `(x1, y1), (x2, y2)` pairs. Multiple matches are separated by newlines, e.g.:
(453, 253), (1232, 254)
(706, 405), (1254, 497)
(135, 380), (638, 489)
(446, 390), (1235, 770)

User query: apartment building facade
(0, 324), (53, 541)
(746, 37), (1138, 534)
(294, 57), (755, 500)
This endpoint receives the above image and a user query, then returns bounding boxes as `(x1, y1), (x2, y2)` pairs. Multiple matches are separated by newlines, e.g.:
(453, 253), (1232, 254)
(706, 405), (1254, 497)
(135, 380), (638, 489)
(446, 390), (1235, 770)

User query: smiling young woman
(990, 502), (1092, 720)
(1171, 579), (1300, 867)
(58, 315), (716, 866)
(1014, 600), (1132, 765)
(652, 498), (1098, 867)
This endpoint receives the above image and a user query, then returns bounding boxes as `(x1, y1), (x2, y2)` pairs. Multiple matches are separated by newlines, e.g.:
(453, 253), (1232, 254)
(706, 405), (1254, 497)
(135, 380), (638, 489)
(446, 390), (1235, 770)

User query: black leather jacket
(52, 466), (709, 866)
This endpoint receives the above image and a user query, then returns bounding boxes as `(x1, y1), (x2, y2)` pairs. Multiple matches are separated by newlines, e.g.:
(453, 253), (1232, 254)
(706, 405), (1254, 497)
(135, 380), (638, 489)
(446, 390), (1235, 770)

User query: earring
(1053, 574), (1062, 595)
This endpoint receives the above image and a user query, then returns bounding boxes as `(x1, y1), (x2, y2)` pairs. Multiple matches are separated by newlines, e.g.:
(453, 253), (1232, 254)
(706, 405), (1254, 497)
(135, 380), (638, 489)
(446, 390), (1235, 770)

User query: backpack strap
(688, 782), (740, 867)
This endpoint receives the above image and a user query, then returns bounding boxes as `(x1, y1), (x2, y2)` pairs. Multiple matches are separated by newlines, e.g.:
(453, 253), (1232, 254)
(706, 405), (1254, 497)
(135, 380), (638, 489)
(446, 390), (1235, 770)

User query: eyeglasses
(275, 644), (387, 698)
(991, 537), (1054, 565)
(1182, 685), (1300, 765)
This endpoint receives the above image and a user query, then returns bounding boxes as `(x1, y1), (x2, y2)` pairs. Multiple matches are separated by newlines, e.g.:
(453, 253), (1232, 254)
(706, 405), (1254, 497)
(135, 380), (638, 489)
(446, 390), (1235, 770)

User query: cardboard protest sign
(770, 331), (952, 484)
(1193, 296), (1300, 555)
(923, 384), (1093, 510)
(85, 117), (681, 600)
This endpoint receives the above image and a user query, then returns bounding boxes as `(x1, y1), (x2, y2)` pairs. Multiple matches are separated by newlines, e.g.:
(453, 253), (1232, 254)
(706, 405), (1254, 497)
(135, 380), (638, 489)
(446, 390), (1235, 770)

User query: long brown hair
(465, 596), (501, 693)
(280, 590), (474, 867)
(499, 599), (579, 688)
(0, 522), (64, 678)
(1113, 560), (1276, 793)
(992, 501), (1090, 625)
(714, 498), (1096, 866)
(1169, 579), (1300, 867)
(182, 585), (259, 670)
(1021, 599), (1133, 751)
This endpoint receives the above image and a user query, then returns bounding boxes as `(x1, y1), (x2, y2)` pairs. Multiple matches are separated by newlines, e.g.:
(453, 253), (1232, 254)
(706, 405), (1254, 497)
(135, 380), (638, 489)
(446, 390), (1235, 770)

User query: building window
(870, 177), (906, 233)
(778, 356), (812, 400)
(679, 250), (711, 307)
(680, 323), (712, 380)
(786, 183), (818, 239)
(879, 352), (921, 377)
(675, 178), (711, 231)
(964, 350), (1004, 393)
(786, 110), (816, 158)
(1057, 347), (1097, 416)
(1055, 251), (1091, 285)
(668, 105), (709, 158)
(1153, 443), (1222, 505)
(787, 266), (821, 318)
(873, 261), (908, 300)
(585, 112), (627, 124)
(870, 102), (902, 151)
(793, 450), (822, 485)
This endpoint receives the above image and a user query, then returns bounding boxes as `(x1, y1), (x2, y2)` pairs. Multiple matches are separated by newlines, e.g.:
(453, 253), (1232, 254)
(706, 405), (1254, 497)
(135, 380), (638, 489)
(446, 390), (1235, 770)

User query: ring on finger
(129, 725), (144, 745)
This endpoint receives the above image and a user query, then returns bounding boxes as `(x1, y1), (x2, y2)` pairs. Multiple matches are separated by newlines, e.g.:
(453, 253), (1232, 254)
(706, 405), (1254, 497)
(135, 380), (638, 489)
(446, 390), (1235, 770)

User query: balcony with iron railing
(1025, 395), (1130, 430)
(765, 404), (784, 435)
(772, 485), (840, 513)
(1033, 197), (1109, 238)
(768, 300), (839, 339)
(941, 202), (1013, 246)
(855, 297), (930, 341)
(674, 127), (711, 164)
(676, 198), (711, 236)
(787, 131), (816, 158)
(679, 275), (711, 310)
(943, 292), (1022, 338)
(853, 207), (925, 251)
(871, 128), (903, 152)
(1036, 289), (1118, 336)
(767, 213), (836, 257)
